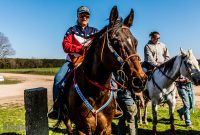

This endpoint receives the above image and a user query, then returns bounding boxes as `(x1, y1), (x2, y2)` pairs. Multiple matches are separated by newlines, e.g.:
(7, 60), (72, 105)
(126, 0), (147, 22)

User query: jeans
(177, 83), (194, 126)
(114, 71), (138, 134)
(117, 96), (138, 135)
(53, 61), (72, 102)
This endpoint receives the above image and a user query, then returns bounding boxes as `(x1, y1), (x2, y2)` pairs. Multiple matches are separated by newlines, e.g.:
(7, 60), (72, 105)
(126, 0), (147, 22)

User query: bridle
(158, 56), (198, 81)
(152, 55), (197, 91)
(155, 56), (184, 82)
(100, 25), (141, 82)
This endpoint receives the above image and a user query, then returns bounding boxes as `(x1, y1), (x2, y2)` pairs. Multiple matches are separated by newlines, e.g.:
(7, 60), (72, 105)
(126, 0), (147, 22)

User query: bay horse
(140, 49), (200, 135)
(56, 6), (147, 135)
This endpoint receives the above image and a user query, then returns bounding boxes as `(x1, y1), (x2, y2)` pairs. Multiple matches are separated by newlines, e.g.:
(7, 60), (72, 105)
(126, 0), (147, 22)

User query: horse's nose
(194, 79), (200, 85)
(131, 77), (144, 90)
(192, 73), (200, 85)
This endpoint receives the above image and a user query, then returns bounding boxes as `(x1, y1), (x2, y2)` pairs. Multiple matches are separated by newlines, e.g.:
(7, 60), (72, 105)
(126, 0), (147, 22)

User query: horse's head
(100, 6), (147, 92)
(180, 48), (200, 85)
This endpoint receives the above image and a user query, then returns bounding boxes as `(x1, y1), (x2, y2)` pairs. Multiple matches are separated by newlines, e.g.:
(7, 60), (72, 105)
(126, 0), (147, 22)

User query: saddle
(71, 55), (85, 67)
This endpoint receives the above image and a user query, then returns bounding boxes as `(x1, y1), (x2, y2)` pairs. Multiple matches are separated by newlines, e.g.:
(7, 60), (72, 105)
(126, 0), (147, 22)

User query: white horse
(142, 49), (200, 135)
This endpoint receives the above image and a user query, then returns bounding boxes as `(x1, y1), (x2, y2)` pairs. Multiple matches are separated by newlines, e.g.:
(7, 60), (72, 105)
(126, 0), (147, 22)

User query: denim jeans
(117, 99), (138, 135)
(177, 83), (194, 126)
(53, 61), (72, 102)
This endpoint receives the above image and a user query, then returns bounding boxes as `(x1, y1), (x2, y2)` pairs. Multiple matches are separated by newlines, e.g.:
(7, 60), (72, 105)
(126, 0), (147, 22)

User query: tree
(0, 32), (15, 58)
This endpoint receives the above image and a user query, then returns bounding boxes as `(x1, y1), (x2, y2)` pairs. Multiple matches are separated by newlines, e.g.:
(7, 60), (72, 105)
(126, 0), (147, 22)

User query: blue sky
(0, 0), (200, 59)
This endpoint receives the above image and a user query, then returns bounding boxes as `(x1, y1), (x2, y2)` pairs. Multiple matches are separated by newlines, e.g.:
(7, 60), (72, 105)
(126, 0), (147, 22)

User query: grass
(0, 104), (200, 135)
(0, 68), (59, 75)
(0, 77), (22, 85)
(0, 68), (200, 134)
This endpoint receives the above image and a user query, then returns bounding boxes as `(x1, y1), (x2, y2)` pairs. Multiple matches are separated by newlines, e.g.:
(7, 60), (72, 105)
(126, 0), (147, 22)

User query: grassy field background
(0, 68), (200, 134)
(0, 68), (59, 75)
(0, 104), (200, 135)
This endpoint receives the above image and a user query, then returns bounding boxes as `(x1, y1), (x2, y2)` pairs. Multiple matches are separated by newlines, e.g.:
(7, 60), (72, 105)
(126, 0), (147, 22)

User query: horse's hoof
(152, 127), (156, 135)
(170, 131), (176, 135)
(144, 121), (148, 125)
(170, 126), (176, 135)
(152, 131), (156, 135)
(138, 120), (143, 124)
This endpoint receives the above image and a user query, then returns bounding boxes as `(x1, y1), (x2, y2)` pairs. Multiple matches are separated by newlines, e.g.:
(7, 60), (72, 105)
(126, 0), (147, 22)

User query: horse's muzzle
(192, 73), (200, 85)
(131, 77), (145, 92)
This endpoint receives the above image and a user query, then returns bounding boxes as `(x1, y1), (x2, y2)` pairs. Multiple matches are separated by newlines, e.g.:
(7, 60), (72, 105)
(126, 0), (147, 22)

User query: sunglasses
(152, 36), (160, 40)
(79, 14), (90, 19)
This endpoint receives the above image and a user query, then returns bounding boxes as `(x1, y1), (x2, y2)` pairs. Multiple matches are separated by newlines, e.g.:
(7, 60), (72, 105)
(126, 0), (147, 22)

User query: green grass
(0, 68), (59, 75)
(0, 104), (200, 135)
(0, 77), (22, 85)
(0, 105), (25, 135)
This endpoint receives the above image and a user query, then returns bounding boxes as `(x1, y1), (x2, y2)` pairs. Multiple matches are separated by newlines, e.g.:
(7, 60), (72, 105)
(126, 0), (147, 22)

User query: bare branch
(0, 32), (15, 59)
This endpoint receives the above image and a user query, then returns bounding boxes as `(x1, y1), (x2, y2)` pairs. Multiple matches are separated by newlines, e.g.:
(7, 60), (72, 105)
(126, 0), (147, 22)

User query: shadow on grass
(138, 128), (200, 135)
(49, 127), (68, 134)
(112, 121), (200, 135)
(49, 122), (200, 135)
(0, 133), (21, 135)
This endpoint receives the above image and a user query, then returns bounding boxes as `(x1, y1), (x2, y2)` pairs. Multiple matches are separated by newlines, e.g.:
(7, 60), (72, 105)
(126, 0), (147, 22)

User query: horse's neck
(154, 56), (181, 88)
(78, 43), (112, 96)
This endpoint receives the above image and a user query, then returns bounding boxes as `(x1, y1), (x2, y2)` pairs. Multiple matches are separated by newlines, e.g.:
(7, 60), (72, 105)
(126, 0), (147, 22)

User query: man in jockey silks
(143, 31), (170, 74)
(48, 6), (98, 119)
(176, 75), (195, 128)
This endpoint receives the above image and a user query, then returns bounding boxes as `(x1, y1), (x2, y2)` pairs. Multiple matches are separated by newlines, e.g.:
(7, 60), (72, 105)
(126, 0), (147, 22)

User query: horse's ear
(180, 48), (187, 56)
(188, 49), (193, 57)
(109, 6), (119, 26)
(124, 9), (134, 27)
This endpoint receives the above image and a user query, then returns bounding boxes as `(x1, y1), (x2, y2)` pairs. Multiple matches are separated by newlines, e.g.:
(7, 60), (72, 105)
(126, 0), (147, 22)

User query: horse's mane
(81, 26), (108, 70)
(159, 56), (177, 73)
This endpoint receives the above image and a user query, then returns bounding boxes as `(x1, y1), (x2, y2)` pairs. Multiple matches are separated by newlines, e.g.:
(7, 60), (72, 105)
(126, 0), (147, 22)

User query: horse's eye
(187, 62), (192, 66)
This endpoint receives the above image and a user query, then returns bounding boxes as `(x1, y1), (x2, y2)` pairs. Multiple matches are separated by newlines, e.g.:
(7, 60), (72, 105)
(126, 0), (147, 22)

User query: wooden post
(24, 87), (49, 135)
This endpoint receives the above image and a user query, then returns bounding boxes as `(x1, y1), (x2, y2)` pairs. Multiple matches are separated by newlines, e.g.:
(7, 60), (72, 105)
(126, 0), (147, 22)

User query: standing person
(48, 6), (98, 119)
(117, 89), (138, 135)
(143, 31), (170, 73)
(176, 75), (195, 128)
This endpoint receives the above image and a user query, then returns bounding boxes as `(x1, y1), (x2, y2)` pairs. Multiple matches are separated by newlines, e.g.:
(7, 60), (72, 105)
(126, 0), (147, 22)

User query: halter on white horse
(147, 48), (200, 135)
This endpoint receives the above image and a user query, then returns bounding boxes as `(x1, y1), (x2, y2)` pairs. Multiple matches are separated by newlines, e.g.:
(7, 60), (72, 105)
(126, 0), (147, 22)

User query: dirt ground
(0, 73), (54, 105)
(0, 73), (200, 107)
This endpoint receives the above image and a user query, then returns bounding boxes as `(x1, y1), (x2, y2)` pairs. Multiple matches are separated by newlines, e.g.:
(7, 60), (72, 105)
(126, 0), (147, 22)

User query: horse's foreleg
(152, 102), (158, 135)
(63, 118), (73, 135)
(137, 101), (143, 124)
(169, 96), (176, 135)
(144, 101), (148, 125)
(101, 124), (112, 135)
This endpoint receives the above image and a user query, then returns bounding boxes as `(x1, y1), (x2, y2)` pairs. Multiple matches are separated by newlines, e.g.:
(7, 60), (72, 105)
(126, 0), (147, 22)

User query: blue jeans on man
(117, 90), (138, 135)
(177, 82), (194, 127)
(48, 61), (73, 119)
(53, 61), (72, 102)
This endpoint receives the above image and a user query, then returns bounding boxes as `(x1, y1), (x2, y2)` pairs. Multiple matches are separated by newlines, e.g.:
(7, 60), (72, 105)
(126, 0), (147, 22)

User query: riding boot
(114, 109), (123, 118)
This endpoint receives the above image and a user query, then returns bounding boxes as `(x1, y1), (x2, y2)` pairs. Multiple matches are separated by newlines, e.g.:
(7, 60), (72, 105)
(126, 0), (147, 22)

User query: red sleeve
(62, 34), (83, 54)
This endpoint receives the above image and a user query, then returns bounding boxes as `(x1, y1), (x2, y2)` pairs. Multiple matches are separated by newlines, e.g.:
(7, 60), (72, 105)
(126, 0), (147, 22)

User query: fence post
(24, 87), (49, 135)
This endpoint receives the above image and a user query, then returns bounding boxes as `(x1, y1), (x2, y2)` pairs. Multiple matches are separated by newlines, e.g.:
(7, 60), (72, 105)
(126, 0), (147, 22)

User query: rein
(156, 56), (184, 82)
(86, 75), (128, 91)
(150, 56), (185, 101)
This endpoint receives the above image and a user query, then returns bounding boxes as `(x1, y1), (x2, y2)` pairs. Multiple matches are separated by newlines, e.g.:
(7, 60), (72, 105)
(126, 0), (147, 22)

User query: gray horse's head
(180, 48), (200, 85)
